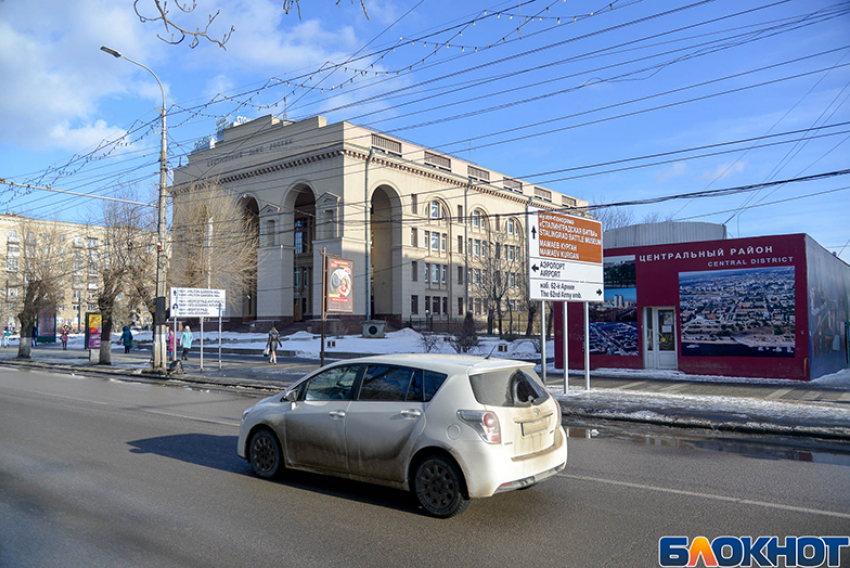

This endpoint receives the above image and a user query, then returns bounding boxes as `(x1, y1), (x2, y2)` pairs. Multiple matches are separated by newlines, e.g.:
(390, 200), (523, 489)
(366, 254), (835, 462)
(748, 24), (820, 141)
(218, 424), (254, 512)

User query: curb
(3, 357), (848, 441)
(557, 401), (850, 441)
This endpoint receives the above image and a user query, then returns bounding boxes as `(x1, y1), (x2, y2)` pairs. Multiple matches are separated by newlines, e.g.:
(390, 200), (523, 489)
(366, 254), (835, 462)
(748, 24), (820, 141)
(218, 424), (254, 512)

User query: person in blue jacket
(121, 326), (133, 353)
(180, 325), (194, 361)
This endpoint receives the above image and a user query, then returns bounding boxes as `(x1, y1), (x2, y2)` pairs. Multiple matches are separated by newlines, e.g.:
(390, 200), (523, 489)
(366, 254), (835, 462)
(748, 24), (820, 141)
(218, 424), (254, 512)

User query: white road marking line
(558, 473), (850, 519)
(766, 387), (794, 400)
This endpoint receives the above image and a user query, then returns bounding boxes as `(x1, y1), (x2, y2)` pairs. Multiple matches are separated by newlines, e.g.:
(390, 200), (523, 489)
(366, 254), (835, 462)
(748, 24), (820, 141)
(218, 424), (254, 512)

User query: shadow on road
(126, 433), (417, 514)
(128, 434), (245, 473)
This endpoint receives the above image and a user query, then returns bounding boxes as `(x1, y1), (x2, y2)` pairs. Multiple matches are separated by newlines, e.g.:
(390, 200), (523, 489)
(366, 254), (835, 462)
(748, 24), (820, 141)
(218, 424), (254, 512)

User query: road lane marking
(558, 473), (850, 519)
(766, 387), (794, 400)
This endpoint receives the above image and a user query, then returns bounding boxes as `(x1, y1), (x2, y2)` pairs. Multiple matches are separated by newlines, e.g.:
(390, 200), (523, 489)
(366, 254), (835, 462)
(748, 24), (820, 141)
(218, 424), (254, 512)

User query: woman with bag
(266, 327), (281, 364)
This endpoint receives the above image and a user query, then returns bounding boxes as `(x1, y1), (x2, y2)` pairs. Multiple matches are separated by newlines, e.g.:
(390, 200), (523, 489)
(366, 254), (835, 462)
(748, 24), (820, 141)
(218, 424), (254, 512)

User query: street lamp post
(101, 46), (168, 374)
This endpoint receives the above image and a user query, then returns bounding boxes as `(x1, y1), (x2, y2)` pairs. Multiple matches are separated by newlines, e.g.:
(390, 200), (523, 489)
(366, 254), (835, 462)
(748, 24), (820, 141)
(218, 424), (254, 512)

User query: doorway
(643, 307), (678, 370)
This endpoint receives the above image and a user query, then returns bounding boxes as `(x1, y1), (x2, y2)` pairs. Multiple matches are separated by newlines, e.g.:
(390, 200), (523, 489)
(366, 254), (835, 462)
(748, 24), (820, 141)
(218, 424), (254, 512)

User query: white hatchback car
(238, 354), (567, 517)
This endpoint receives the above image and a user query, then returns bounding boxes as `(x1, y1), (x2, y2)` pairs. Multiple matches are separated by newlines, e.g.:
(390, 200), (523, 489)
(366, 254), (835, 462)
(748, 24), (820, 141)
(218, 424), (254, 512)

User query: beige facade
(173, 115), (588, 329)
(0, 213), (151, 333)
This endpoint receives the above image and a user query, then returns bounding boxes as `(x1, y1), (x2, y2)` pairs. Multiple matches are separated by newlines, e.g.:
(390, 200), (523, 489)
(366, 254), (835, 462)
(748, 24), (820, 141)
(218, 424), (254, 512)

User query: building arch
(283, 183), (317, 322)
(370, 183), (404, 322)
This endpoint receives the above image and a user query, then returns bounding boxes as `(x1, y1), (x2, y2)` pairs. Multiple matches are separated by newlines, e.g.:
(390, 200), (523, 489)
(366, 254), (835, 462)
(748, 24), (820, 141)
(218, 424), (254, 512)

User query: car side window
(301, 365), (360, 401)
(359, 365), (415, 401)
(424, 370), (448, 402)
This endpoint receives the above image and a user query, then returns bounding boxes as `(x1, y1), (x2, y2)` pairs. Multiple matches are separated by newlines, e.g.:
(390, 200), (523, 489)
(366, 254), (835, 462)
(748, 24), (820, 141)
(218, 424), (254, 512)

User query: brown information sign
(536, 211), (602, 264)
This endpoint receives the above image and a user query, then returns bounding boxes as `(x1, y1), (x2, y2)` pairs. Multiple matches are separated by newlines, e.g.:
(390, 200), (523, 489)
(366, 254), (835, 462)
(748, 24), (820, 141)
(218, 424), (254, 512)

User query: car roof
(339, 353), (536, 376)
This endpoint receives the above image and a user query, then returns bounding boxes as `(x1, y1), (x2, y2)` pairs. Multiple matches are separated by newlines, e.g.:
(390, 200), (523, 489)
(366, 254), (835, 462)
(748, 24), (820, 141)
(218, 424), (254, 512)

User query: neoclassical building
(172, 115), (587, 329)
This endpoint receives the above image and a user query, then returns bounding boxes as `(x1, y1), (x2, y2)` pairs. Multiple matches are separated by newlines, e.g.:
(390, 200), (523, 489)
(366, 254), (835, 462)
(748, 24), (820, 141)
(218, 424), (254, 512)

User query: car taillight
(458, 410), (501, 444)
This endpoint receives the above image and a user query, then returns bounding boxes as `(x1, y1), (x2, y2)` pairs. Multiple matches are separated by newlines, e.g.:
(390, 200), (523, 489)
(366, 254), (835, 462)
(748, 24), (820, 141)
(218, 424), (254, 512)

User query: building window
(503, 178), (522, 193)
(457, 297), (464, 316)
(457, 236), (463, 253)
(266, 220), (276, 246)
(372, 134), (402, 157)
(472, 209), (480, 229)
(457, 266), (464, 285)
(467, 165), (490, 182)
(411, 228), (418, 248)
(425, 151), (451, 172)
(441, 265), (447, 284)
(442, 297), (447, 315)
(456, 205), (463, 222)
(431, 232), (439, 251)
(507, 218), (515, 235)
(424, 231), (430, 252)
(424, 263), (430, 283)
(441, 233), (446, 252)
(411, 261), (418, 282)
(411, 295), (419, 315)
(430, 200), (441, 219)
(432, 264), (439, 284)
(432, 296), (440, 315)
(474, 239), (480, 258)
(411, 194), (418, 214)
(294, 268), (300, 289)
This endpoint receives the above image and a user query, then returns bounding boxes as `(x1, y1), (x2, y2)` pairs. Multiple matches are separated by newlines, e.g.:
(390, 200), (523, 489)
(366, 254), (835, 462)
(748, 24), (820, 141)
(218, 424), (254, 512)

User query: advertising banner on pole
(325, 256), (354, 313)
(86, 313), (102, 350)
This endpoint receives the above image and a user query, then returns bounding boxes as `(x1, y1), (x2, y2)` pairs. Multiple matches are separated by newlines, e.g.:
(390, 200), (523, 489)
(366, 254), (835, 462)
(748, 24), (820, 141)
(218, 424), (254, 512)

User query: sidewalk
(2, 345), (848, 440)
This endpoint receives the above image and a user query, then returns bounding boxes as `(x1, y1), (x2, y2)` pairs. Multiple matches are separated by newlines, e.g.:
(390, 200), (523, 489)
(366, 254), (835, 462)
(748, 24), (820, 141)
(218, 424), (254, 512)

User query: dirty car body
(238, 354), (567, 517)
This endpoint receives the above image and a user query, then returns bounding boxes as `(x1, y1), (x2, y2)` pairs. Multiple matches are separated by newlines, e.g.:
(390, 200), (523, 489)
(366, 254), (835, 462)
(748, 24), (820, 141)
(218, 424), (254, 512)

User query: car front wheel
(249, 429), (283, 479)
(413, 455), (469, 518)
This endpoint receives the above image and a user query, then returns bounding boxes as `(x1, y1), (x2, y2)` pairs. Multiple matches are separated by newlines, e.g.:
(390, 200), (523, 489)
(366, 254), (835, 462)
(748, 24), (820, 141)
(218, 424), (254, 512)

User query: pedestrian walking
(180, 325), (193, 361)
(31, 324), (37, 347)
(266, 327), (281, 364)
(121, 326), (133, 353)
(60, 326), (69, 351)
(2, 327), (10, 348)
(167, 329), (176, 361)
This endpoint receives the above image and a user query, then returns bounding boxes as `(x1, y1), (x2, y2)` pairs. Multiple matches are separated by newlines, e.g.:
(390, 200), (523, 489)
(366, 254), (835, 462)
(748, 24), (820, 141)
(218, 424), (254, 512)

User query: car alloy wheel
(249, 429), (282, 479)
(414, 455), (469, 518)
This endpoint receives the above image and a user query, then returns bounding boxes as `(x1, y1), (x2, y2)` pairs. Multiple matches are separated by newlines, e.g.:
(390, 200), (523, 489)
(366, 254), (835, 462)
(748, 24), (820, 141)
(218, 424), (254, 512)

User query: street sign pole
(540, 300), (546, 384)
(584, 301), (591, 391)
(563, 302), (569, 393)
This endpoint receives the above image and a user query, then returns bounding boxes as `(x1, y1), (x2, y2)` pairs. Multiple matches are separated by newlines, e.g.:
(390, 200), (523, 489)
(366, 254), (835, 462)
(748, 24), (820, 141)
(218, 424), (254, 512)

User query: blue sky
(1, 0), (848, 259)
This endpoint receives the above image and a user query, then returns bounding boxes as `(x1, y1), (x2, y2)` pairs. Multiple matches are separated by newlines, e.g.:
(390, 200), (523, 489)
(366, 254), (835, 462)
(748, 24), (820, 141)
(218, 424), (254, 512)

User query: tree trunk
(98, 298), (116, 365)
(17, 316), (34, 359)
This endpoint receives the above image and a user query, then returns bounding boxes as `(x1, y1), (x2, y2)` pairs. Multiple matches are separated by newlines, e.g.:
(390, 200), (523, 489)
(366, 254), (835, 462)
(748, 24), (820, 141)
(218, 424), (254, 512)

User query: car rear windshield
(468, 368), (549, 407)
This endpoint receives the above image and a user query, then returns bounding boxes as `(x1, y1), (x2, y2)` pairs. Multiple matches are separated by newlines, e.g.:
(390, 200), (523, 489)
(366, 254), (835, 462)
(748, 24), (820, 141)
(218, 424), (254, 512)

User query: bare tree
(12, 219), (68, 359)
(284, 0), (370, 20)
(591, 205), (634, 232)
(169, 180), (258, 310)
(92, 193), (158, 365)
(136, 0), (369, 50)
(135, 0), (234, 49)
(471, 216), (526, 336)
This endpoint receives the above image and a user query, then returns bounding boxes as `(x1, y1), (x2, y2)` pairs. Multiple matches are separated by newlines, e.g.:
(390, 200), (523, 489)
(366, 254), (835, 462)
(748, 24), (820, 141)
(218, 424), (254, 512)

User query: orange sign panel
(536, 211), (602, 264)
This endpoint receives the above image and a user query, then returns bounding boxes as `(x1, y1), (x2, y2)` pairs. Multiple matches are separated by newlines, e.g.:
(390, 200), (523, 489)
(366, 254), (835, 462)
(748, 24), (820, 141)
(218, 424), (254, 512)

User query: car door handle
(329, 410), (346, 419)
(401, 409), (422, 418)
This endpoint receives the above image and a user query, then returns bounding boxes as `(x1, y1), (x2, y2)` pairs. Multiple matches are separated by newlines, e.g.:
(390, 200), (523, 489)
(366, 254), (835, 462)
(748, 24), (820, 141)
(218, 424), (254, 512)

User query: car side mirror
(284, 390), (298, 403)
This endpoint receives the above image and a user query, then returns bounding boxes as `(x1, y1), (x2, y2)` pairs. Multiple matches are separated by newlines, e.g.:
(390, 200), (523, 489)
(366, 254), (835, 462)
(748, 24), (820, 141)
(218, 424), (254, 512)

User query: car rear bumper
(453, 425), (568, 498)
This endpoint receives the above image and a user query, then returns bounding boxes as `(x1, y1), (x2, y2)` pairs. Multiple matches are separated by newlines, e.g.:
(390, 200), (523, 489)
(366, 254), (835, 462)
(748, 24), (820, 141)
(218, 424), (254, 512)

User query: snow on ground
(11, 328), (850, 390)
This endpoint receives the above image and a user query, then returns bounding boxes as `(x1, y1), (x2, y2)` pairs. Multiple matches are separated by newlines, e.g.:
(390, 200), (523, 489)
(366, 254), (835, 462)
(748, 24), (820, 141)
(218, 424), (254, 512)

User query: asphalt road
(1, 366), (848, 568)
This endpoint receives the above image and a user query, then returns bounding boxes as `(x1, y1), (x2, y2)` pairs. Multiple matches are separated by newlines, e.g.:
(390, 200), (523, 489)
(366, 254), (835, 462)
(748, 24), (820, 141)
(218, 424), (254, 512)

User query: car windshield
(468, 368), (549, 407)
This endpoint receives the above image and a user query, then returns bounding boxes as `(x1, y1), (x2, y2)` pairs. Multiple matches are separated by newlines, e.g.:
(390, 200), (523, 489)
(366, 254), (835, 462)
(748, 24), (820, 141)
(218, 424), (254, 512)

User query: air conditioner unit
(361, 320), (386, 338)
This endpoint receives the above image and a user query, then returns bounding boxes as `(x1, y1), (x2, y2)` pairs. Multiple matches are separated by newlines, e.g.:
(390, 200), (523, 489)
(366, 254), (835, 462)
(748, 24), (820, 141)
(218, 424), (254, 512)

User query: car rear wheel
(249, 429), (283, 479)
(413, 455), (469, 518)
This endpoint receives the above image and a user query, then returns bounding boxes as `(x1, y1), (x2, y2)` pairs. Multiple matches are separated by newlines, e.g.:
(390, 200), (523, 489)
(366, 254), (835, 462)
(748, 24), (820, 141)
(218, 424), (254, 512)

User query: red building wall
(555, 234), (810, 380)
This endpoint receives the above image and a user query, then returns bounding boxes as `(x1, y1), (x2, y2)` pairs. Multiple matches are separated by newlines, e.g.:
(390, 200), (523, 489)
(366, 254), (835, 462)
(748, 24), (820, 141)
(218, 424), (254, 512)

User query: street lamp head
(100, 46), (122, 58)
